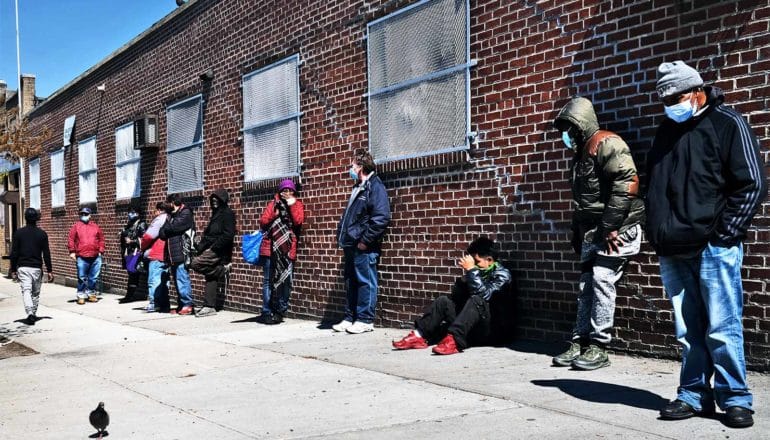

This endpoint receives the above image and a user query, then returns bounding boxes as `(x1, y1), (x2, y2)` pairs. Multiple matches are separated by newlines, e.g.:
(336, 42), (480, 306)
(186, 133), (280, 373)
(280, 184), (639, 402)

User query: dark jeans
(126, 271), (141, 298)
(191, 249), (226, 308)
(415, 294), (491, 350)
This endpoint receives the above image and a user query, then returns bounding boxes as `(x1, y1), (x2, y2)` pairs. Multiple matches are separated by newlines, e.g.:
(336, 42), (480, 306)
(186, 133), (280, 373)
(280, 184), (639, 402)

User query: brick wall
(24, 0), (770, 369)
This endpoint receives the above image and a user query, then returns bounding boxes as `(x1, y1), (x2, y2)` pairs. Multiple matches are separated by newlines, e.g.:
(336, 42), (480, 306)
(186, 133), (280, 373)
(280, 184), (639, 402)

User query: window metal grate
(115, 122), (141, 199)
(367, 0), (471, 163)
(28, 159), (40, 209)
(166, 95), (204, 193)
(242, 55), (301, 181)
(78, 137), (98, 204)
(50, 149), (65, 207)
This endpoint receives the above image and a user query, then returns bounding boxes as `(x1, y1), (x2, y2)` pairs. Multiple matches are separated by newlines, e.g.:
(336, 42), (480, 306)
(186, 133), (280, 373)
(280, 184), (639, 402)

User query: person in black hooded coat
(190, 189), (236, 317)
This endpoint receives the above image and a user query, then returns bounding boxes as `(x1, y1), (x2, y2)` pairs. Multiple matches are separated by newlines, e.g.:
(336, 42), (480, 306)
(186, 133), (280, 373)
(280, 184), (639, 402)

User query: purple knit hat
(278, 179), (296, 193)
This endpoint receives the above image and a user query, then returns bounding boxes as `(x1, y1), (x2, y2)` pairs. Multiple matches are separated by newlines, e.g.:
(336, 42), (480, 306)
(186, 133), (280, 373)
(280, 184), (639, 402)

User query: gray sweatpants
(17, 267), (43, 316)
(573, 225), (641, 345)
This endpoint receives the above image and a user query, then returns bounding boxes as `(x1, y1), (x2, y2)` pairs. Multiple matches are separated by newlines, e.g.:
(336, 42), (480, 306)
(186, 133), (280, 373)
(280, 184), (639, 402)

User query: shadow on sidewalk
(531, 379), (667, 411)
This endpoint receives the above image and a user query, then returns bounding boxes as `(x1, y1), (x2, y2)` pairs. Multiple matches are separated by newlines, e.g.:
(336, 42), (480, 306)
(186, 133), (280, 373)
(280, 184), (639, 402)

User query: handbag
(124, 251), (141, 274)
(242, 230), (264, 265)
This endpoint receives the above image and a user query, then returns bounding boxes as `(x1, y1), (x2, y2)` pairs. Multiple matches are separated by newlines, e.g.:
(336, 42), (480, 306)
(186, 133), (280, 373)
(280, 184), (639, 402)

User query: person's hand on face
(280, 189), (296, 205)
(458, 254), (477, 271)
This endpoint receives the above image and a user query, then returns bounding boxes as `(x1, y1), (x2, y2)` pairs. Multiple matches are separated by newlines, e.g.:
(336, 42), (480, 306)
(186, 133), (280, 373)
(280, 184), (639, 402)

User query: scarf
(269, 199), (294, 288)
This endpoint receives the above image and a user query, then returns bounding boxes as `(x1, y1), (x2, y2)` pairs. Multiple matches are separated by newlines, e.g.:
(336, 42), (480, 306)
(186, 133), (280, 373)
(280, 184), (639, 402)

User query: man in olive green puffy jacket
(551, 97), (645, 370)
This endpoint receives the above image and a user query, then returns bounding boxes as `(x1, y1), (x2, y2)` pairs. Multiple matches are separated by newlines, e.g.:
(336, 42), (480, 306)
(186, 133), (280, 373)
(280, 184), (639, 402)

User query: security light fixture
(199, 69), (214, 82)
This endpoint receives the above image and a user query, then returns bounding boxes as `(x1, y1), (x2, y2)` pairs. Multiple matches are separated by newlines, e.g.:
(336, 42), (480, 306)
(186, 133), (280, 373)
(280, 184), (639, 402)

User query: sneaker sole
(571, 360), (611, 371)
(346, 328), (374, 334)
(552, 357), (578, 367)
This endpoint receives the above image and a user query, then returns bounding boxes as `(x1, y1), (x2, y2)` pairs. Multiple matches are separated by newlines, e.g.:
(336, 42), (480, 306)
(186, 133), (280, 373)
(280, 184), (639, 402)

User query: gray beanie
(656, 60), (704, 98)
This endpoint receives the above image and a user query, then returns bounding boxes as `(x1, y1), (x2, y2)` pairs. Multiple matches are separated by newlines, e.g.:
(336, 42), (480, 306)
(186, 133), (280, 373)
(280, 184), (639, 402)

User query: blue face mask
(664, 99), (695, 123)
(561, 131), (576, 150)
(349, 167), (359, 182)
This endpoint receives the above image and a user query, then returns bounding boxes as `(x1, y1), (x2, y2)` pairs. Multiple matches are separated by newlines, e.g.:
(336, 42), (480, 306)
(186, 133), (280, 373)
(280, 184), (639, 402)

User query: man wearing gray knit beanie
(646, 60), (767, 429)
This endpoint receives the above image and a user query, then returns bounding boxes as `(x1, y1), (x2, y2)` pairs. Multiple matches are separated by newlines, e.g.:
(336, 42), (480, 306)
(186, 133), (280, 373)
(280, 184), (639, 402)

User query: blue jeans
(260, 256), (294, 315)
(343, 248), (379, 324)
(659, 243), (752, 411)
(259, 256), (272, 314)
(169, 263), (193, 307)
(76, 256), (102, 298)
(148, 260), (169, 308)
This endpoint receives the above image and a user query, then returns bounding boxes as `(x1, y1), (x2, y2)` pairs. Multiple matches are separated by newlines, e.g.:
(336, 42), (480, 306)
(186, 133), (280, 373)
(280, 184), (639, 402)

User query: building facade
(23, 0), (770, 368)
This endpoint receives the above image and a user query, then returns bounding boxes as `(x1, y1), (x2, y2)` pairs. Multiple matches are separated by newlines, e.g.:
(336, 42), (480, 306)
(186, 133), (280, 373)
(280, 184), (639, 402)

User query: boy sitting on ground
(393, 237), (513, 355)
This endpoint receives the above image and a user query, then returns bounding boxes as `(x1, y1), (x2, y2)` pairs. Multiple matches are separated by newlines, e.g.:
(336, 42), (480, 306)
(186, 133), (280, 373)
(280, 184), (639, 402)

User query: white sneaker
(332, 319), (353, 332)
(346, 321), (374, 334)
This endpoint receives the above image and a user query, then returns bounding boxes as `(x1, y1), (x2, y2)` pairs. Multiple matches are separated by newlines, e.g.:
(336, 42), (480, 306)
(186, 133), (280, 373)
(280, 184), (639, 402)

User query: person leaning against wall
(257, 179), (305, 325)
(68, 207), (105, 305)
(551, 96), (645, 371)
(646, 60), (767, 429)
(333, 149), (391, 334)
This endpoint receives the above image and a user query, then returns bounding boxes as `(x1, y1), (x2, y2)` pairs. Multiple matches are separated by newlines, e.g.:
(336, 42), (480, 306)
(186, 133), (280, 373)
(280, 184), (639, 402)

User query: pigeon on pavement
(89, 402), (109, 439)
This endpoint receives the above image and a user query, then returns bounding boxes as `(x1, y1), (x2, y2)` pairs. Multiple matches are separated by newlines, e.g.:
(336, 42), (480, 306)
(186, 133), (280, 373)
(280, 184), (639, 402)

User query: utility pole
(15, 0), (25, 212)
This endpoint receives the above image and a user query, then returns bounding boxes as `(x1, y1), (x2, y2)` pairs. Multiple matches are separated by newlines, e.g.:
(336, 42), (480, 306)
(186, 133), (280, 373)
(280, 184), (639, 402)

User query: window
(78, 137), (98, 203)
(28, 158), (40, 210)
(166, 95), (204, 193)
(50, 149), (65, 207)
(367, 0), (472, 163)
(242, 55), (301, 181)
(115, 122), (141, 199)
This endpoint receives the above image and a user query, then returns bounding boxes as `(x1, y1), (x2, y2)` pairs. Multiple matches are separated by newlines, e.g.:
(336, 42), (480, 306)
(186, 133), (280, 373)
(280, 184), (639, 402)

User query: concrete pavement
(0, 276), (766, 439)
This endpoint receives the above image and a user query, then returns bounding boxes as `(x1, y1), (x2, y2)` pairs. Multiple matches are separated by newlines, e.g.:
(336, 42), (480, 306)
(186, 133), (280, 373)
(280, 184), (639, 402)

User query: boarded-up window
(50, 149), (65, 207)
(78, 137), (98, 204)
(28, 158), (40, 209)
(115, 122), (141, 199)
(367, 0), (471, 163)
(166, 95), (204, 193)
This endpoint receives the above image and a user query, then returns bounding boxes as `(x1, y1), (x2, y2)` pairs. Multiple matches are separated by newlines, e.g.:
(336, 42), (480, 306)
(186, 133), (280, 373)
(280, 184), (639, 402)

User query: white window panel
(28, 158), (40, 210)
(78, 137), (98, 203)
(367, 0), (471, 163)
(50, 149), (65, 207)
(242, 55), (301, 182)
(166, 95), (204, 193)
(115, 122), (141, 199)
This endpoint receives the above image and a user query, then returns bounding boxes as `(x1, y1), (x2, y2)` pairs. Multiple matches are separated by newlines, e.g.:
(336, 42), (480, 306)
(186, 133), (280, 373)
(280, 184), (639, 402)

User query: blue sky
(0, 0), (177, 98)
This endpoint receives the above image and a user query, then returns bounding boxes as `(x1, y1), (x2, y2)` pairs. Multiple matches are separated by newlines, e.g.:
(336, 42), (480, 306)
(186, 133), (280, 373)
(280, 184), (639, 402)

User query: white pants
(17, 267), (43, 316)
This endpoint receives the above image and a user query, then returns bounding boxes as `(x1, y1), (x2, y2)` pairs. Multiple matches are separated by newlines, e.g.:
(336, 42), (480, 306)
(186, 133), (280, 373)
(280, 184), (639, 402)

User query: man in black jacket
(647, 61), (766, 429)
(10, 208), (53, 325)
(159, 195), (195, 315)
(333, 150), (391, 334)
(190, 189), (236, 317)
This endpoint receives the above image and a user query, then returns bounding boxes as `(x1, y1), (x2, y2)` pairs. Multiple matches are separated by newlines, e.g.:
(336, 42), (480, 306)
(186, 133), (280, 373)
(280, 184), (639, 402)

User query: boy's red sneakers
(392, 330), (428, 350)
(172, 305), (194, 315)
(432, 334), (460, 355)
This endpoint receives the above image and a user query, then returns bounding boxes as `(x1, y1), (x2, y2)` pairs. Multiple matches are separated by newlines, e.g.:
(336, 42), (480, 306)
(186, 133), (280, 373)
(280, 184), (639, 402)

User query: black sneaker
(659, 400), (698, 420)
(571, 344), (610, 370)
(23, 315), (36, 326)
(724, 406), (754, 428)
(263, 313), (283, 325)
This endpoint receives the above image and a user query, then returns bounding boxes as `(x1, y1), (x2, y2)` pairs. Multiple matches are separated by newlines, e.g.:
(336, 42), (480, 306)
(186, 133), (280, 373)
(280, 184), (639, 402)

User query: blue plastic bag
(242, 230), (264, 265)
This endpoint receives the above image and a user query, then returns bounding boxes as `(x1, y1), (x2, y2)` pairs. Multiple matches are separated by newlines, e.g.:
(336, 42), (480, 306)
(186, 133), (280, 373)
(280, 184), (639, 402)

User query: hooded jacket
(68, 220), (105, 258)
(645, 87), (767, 256)
(159, 204), (195, 265)
(554, 97), (645, 237)
(337, 173), (391, 251)
(141, 213), (167, 262)
(197, 189), (236, 263)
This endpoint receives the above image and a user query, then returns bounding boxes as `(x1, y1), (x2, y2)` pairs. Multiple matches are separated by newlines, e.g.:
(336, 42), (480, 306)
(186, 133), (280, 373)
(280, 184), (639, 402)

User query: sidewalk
(0, 277), (766, 439)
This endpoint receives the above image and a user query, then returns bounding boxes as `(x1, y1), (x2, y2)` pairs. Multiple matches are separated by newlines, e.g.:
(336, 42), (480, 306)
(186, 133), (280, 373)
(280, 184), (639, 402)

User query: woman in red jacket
(257, 179), (304, 324)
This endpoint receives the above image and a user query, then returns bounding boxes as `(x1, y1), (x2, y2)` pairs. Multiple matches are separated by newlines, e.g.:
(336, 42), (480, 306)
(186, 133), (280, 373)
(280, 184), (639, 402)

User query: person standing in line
(141, 202), (169, 313)
(333, 149), (391, 334)
(159, 195), (195, 315)
(10, 208), (53, 325)
(68, 207), (105, 305)
(118, 208), (146, 303)
(550, 97), (645, 370)
(257, 179), (305, 324)
(647, 60), (766, 429)
(190, 189), (236, 317)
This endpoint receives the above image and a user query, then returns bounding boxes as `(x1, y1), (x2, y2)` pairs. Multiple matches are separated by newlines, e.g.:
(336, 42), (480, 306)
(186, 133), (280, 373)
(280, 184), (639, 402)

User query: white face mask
(80, 215), (91, 223)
